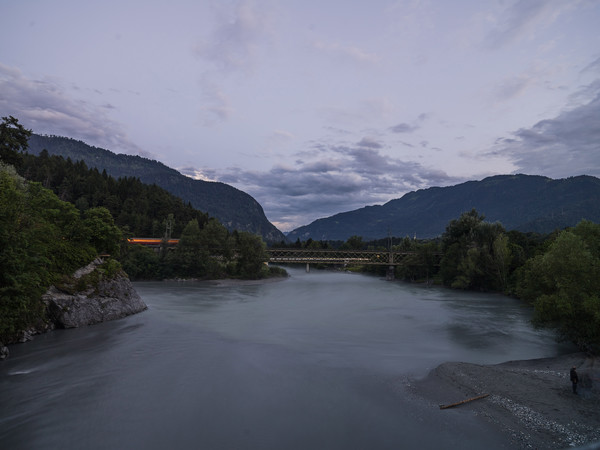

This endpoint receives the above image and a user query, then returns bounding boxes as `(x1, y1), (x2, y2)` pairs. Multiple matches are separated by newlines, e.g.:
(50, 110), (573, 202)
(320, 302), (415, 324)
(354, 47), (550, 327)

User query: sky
(1, 0), (599, 232)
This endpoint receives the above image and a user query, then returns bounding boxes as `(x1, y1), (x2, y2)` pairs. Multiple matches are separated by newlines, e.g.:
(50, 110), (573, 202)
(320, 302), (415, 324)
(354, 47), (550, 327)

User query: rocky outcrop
(43, 258), (147, 328)
(0, 343), (8, 360)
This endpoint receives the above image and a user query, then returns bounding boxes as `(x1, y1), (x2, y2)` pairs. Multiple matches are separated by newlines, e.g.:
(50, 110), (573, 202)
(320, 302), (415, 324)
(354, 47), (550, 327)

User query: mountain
(27, 134), (285, 243)
(287, 174), (600, 241)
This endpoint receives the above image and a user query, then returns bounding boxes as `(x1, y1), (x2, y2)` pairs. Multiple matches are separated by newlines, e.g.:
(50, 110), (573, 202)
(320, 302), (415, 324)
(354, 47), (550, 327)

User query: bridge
(128, 238), (440, 279)
(266, 248), (419, 265)
(266, 248), (441, 279)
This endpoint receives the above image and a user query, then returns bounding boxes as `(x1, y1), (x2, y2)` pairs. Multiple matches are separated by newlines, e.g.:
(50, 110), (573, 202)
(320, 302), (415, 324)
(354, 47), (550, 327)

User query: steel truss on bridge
(266, 248), (436, 266)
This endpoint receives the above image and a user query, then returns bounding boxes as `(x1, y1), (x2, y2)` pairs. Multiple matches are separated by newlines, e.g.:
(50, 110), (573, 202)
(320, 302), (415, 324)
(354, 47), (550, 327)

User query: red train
(127, 238), (179, 246)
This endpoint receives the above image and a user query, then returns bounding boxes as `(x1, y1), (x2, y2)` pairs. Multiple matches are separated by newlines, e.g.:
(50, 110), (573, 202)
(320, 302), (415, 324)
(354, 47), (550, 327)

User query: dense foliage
(120, 221), (278, 281)
(20, 150), (209, 238)
(515, 220), (600, 351)
(0, 164), (120, 340)
(440, 209), (511, 291)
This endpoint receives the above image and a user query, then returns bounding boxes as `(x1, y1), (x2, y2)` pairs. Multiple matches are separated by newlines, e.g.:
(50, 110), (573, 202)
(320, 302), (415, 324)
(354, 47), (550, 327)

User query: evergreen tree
(0, 116), (31, 168)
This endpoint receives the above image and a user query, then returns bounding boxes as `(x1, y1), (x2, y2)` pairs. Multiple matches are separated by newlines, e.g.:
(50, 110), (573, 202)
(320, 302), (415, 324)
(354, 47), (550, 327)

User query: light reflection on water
(0, 267), (575, 449)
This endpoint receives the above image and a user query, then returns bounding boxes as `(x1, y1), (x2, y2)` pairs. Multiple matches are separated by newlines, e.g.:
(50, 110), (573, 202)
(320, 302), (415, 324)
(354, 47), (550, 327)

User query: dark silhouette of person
(570, 366), (579, 394)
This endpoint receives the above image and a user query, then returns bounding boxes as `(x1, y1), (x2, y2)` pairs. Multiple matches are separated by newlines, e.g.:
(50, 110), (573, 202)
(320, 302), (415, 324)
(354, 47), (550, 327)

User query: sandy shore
(410, 353), (600, 449)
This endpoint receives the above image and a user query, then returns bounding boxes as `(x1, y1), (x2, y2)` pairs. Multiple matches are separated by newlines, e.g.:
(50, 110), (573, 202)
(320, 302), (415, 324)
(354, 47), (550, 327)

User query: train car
(127, 238), (179, 246)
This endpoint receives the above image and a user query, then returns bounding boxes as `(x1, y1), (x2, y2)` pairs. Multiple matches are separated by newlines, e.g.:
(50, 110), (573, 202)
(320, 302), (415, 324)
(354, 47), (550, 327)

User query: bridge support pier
(386, 265), (395, 281)
(306, 263), (310, 273)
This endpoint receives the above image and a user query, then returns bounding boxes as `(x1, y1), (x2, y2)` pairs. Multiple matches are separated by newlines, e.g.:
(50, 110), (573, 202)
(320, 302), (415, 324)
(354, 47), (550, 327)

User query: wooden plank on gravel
(439, 394), (489, 409)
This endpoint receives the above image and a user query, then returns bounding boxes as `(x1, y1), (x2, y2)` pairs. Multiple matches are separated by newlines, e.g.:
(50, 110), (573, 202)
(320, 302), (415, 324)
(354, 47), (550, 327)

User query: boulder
(0, 343), (8, 360)
(43, 259), (147, 328)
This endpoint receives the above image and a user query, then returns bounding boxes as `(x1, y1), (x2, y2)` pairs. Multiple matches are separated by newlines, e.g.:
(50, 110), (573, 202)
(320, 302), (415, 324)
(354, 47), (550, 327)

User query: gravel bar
(411, 353), (600, 449)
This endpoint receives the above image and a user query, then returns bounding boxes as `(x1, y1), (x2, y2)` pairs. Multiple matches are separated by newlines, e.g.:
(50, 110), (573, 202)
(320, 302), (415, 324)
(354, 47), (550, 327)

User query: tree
(199, 218), (230, 256)
(120, 245), (161, 280)
(233, 232), (268, 279)
(341, 235), (364, 250)
(83, 207), (123, 255)
(167, 219), (206, 278)
(396, 241), (440, 282)
(0, 116), (32, 168)
(517, 221), (600, 351)
(440, 209), (511, 291)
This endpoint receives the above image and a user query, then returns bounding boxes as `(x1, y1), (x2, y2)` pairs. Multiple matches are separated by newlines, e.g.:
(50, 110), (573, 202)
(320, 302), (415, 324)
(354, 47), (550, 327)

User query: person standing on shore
(570, 366), (579, 394)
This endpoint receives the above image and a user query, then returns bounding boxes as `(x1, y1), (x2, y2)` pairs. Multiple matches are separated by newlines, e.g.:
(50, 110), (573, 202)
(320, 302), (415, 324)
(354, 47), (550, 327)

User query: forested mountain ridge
(287, 174), (600, 241)
(20, 150), (210, 238)
(27, 134), (285, 243)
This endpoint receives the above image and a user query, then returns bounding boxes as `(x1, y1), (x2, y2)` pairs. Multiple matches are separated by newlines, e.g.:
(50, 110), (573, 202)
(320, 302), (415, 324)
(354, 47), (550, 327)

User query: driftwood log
(439, 394), (489, 409)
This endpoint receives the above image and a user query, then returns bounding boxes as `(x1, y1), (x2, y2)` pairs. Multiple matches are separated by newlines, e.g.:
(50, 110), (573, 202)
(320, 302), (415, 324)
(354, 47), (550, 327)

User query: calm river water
(1, 267), (574, 449)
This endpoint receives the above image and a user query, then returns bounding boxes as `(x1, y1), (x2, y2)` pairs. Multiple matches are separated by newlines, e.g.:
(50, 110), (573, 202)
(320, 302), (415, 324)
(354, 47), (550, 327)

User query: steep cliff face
(42, 258), (147, 328)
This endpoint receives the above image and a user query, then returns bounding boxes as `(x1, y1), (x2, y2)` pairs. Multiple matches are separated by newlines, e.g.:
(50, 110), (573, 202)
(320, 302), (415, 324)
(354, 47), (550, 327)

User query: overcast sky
(1, 1), (599, 231)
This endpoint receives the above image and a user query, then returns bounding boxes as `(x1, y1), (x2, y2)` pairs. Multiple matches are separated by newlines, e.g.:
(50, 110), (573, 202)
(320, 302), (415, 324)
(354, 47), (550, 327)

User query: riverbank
(411, 352), (600, 449)
(162, 272), (290, 286)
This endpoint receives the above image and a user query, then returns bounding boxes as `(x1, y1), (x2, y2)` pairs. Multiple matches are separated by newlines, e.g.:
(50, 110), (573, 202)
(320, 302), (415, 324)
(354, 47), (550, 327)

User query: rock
(43, 259), (147, 328)
(0, 343), (8, 360)
(18, 329), (34, 343)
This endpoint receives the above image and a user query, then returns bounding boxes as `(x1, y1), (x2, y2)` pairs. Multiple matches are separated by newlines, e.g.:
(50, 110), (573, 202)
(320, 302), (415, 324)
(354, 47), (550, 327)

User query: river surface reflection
(0, 267), (574, 449)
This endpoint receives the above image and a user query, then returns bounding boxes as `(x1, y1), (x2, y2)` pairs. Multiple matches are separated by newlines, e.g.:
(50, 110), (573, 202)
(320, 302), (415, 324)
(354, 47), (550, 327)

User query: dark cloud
(389, 122), (418, 133)
(356, 137), (383, 148)
(0, 63), (142, 155)
(193, 142), (461, 231)
(489, 87), (600, 178)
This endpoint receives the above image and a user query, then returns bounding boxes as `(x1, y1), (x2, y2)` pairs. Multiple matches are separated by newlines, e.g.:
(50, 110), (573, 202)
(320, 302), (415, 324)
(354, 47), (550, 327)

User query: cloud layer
(0, 64), (142, 155)
(1, 1), (599, 232)
(491, 88), (600, 178)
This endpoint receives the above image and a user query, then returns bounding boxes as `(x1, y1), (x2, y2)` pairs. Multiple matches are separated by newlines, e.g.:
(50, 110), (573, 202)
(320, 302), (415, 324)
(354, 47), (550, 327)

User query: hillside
(287, 174), (600, 241)
(27, 134), (285, 243)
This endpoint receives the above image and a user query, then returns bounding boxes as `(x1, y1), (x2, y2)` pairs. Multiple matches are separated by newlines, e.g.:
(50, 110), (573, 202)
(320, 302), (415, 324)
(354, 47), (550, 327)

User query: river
(0, 267), (574, 449)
